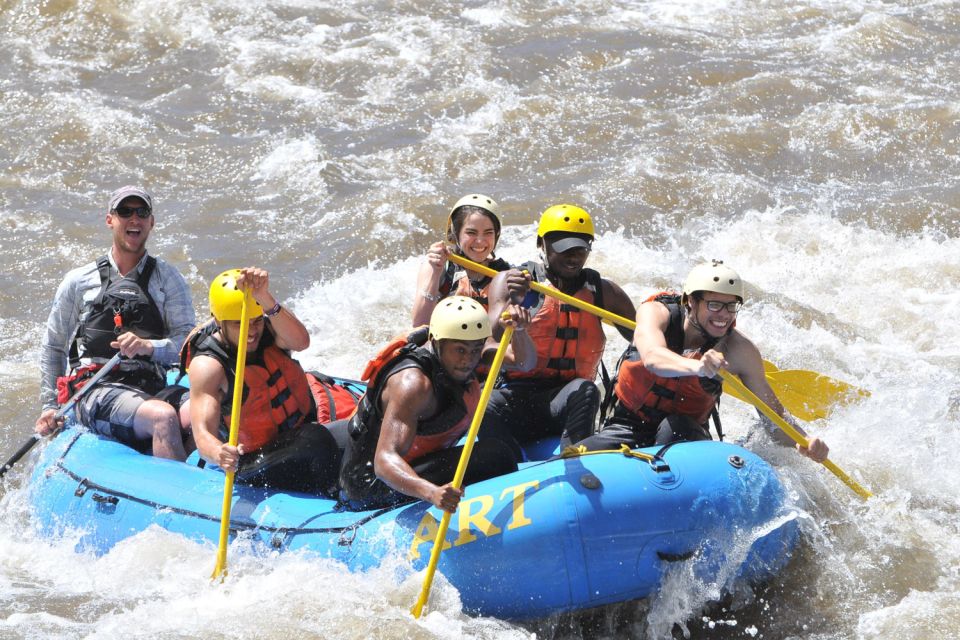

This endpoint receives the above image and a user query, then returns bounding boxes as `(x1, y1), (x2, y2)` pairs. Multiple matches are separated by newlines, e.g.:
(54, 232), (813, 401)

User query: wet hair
(447, 205), (501, 249)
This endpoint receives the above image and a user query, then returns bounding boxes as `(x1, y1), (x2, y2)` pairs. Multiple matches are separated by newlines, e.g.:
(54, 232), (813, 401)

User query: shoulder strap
(137, 256), (156, 289)
(137, 256), (164, 331)
(438, 261), (457, 297)
(652, 294), (685, 354)
(583, 268), (603, 310)
(92, 255), (112, 305)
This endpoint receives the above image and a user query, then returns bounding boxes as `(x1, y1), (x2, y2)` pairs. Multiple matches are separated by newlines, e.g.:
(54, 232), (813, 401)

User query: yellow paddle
(211, 288), (253, 581)
(723, 369), (869, 421)
(445, 252), (866, 419)
(411, 322), (516, 618)
(718, 370), (872, 500)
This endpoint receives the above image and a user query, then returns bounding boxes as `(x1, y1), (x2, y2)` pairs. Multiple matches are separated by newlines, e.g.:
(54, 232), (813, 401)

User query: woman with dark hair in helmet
(182, 268), (341, 495)
(479, 204), (637, 463)
(578, 261), (829, 462)
(411, 194), (512, 327)
(339, 296), (532, 512)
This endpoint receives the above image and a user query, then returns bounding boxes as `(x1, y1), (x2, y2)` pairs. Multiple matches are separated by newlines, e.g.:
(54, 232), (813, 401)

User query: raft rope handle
(560, 444), (671, 472)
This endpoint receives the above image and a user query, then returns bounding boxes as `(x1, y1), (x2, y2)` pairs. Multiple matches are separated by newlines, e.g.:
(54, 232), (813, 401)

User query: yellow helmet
(429, 296), (491, 341)
(682, 260), (745, 302)
(445, 193), (501, 245)
(209, 269), (264, 322)
(536, 204), (595, 240)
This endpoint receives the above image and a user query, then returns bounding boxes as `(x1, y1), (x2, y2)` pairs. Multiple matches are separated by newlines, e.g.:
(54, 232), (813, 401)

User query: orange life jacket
(504, 262), (606, 383)
(340, 327), (482, 500)
(182, 322), (314, 453)
(438, 256), (511, 308)
(612, 292), (722, 426)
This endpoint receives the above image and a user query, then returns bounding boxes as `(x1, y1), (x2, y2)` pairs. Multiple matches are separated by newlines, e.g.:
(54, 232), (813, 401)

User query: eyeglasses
(703, 300), (742, 313)
(113, 206), (152, 219)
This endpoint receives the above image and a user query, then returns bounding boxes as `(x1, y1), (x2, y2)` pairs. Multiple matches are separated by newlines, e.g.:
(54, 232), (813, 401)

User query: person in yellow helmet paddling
(578, 260), (829, 462)
(412, 194), (512, 326)
(180, 268), (341, 494)
(479, 204), (636, 462)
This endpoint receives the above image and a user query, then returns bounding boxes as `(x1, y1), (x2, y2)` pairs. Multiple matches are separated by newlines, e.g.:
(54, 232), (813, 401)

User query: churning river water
(1, 1), (958, 638)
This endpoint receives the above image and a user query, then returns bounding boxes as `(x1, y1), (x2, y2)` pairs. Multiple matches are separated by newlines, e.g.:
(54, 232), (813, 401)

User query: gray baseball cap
(547, 233), (592, 253)
(108, 186), (153, 213)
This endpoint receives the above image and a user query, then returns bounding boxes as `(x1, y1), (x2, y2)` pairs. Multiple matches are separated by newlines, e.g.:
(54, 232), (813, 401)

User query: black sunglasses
(113, 205), (152, 219)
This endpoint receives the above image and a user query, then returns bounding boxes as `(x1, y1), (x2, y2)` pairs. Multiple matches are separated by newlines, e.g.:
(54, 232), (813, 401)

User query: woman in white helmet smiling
(412, 194), (512, 327)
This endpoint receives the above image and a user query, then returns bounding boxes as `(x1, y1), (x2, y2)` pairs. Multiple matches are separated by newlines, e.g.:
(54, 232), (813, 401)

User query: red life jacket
(504, 262), (606, 383)
(182, 322), (314, 453)
(339, 327), (481, 500)
(305, 371), (363, 423)
(613, 292), (722, 426)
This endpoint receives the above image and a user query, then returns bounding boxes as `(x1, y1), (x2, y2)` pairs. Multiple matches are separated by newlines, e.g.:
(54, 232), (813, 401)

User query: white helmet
(445, 194), (501, 245)
(682, 260), (744, 302)
(429, 296), (491, 341)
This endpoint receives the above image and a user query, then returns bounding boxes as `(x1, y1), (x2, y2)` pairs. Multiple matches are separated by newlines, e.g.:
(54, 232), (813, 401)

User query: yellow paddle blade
(762, 359), (779, 374)
(771, 369), (870, 405)
(725, 369), (868, 421)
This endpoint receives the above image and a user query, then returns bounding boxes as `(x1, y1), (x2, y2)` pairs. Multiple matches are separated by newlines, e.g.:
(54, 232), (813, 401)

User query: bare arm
(188, 355), (244, 471)
(484, 303), (536, 371)
(411, 242), (448, 326)
(486, 268), (530, 341)
(601, 278), (636, 342)
(236, 267), (309, 352)
(373, 369), (463, 512)
(633, 301), (704, 378)
(725, 333), (829, 462)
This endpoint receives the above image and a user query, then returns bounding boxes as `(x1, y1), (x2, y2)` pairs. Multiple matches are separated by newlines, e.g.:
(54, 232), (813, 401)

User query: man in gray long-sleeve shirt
(35, 186), (195, 460)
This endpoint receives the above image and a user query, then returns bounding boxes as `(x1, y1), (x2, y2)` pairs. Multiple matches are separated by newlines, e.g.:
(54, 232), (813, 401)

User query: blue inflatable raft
(28, 426), (799, 620)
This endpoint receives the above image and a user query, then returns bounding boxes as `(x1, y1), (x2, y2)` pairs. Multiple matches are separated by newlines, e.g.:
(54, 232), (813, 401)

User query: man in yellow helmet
(181, 267), (341, 494)
(338, 296), (533, 512)
(480, 204), (637, 462)
(579, 261), (829, 462)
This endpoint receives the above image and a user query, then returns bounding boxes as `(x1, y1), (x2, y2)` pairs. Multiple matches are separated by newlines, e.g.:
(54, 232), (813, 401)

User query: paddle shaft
(411, 324), (516, 618)
(211, 290), (253, 581)
(446, 252), (867, 420)
(0, 353), (124, 479)
(446, 252), (632, 330)
(718, 370), (872, 500)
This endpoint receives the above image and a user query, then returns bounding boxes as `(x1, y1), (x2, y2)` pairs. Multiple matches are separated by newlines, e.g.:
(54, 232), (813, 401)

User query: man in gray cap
(478, 204), (636, 463)
(35, 186), (195, 460)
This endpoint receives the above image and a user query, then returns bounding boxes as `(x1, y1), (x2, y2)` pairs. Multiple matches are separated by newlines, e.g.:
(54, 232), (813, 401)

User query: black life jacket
(68, 256), (168, 392)
(72, 255), (166, 367)
(339, 327), (478, 501)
